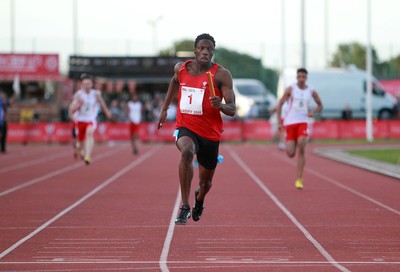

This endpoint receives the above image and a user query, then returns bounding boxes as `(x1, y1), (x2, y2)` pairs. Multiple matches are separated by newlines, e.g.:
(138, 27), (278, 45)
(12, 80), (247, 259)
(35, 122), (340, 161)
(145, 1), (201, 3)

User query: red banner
(380, 79), (400, 98)
(6, 120), (400, 144)
(0, 53), (59, 80)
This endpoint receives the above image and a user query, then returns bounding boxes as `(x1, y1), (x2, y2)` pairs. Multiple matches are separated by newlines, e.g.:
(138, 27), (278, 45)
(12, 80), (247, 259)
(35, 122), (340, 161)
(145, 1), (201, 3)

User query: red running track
(0, 142), (399, 271)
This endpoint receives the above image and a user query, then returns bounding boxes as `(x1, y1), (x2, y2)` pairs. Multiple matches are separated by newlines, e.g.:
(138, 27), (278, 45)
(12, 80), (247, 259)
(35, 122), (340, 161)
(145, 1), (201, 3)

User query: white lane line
(0, 147), (158, 260)
(159, 186), (181, 272)
(269, 150), (400, 217)
(0, 151), (71, 174)
(228, 148), (350, 272)
(0, 148), (50, 162)
(1, 260), (399, 265)
(308, 169), (400, 216)
(0, 146), (124, 197)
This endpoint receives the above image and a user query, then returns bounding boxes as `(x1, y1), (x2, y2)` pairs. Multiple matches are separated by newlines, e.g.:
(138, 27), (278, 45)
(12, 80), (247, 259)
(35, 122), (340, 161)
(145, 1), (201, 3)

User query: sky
(0, 0), (399, 73)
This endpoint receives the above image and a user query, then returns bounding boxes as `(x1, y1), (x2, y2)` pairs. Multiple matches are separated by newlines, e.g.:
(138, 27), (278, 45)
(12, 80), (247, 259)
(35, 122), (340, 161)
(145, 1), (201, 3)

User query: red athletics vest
(176, 60), (223, 141)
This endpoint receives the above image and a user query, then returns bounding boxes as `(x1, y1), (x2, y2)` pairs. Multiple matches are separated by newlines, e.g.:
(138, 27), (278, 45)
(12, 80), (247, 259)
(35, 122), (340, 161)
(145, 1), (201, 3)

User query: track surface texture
(0, 142), (399, 272)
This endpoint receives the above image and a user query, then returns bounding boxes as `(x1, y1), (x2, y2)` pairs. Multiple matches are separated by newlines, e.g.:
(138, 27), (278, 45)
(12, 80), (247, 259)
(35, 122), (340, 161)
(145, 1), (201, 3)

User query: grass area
(247, 138), (400, 165)
(247, 138), (400, 145)
(311, 138), (400, 145)
(346, 149), (400, 165)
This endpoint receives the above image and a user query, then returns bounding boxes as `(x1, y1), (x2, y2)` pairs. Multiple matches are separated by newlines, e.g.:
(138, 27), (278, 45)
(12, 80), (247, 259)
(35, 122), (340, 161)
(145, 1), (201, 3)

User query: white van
(277, 67), (397, 119)
(233, 79), (277, 119)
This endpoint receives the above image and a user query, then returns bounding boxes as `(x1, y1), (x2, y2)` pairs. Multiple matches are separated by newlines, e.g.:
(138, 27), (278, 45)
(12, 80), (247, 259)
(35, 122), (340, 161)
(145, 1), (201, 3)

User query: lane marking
(0, 147), (55, 162)
(1, 260), (399, 265)
(0, 146), (125, 197)
(0, 147), (158, 260)
(269, 149), (400, 217)
(308, 169), (400, 216)
(159, 186), (181, 272)
(228, 148), (350, 272)
(0, 151), (71, 174)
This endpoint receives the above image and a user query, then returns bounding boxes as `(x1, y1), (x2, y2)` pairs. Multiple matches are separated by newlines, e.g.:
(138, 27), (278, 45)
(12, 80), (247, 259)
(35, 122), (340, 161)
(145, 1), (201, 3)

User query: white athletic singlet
(284, 83), (314, 126)
(127, 100), (142, 124)
(75, 89), (100, 123)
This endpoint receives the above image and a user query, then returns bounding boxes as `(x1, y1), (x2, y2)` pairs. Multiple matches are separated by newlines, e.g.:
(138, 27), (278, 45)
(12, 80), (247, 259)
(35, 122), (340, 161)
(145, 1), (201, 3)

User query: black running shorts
(175, 127), (220, 170)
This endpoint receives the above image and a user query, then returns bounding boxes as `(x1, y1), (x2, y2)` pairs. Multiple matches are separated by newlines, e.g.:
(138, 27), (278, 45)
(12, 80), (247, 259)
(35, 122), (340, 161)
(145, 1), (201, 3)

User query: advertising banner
(7, 120), (400, 144)
(0, 54), (59, 80)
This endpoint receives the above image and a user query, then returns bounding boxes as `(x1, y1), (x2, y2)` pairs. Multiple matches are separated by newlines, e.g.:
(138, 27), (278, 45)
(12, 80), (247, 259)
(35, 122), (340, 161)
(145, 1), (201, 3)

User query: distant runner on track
(69, 74), (112, 165)
(276, 68), (323, 189)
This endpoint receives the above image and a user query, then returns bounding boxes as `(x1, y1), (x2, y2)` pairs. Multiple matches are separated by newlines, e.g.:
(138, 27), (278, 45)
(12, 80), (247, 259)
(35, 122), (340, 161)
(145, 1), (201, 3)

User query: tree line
(160, 40), (400, 96)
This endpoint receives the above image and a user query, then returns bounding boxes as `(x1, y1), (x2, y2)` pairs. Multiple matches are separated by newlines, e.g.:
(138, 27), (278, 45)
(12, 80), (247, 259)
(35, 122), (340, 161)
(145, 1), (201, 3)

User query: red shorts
(285, 123), (308, 141)
(77, 121), (94, 141)
(129, 122), (140, 136)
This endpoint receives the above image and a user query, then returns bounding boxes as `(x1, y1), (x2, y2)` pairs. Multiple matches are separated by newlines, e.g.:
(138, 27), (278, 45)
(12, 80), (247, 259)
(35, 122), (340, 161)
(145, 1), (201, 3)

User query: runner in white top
(284, 83), (315, 126)
(276, 68), (323, 189)
(126, 93), (142, 155)
(69, 74), (112, 165)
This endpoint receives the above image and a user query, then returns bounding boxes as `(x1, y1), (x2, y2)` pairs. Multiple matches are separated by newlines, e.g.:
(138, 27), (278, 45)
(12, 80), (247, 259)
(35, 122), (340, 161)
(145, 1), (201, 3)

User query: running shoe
(175, 205), (191, 225)
(295, 178), (303, 189)
(78, 149), (85, 160)
(278, 142), (286, 150)
(192, 188), (204, 222)
(84, 156), (91, 165)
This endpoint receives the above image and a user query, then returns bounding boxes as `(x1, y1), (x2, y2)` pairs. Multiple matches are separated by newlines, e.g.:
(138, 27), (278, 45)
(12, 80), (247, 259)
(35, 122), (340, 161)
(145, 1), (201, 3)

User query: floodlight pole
(366, 0), (374, 142)
(324, 0), (329, 67)
(10, 0), (15, 52)
(281, 0), (286, 72)
(73, 0), (78, 55)
(300, 0), (306, 68)
(148, 16), (163, 56)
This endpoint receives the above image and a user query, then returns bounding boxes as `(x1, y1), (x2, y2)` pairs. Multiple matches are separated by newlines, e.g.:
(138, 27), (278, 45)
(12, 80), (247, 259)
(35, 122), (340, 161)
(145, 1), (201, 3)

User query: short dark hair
(194, 33), (216, 48)
(80, 73), (92, 81)
(297, 68), (308, 75)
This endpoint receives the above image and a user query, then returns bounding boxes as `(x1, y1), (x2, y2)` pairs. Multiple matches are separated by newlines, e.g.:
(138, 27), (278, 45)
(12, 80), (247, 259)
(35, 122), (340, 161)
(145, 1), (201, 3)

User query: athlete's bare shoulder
(215, 64), (233, 83)
(215, 64), (230, 74)
(174, 62), (185, 74)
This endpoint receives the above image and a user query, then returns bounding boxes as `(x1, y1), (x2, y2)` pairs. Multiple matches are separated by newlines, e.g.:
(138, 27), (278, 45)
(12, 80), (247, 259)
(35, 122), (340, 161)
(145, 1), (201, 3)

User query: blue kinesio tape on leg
(173, 129), (179, 141)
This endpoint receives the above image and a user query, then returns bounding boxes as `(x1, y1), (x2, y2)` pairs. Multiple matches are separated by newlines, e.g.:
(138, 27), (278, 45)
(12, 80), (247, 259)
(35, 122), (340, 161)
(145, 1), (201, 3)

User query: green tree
(379, 55), (400, 79)
(391, 55), (400, 76)
(159, 39), (193, 56)
(330, 42), (380, 71)
(160, 40), (279, 94)
(331, 42), (400, 79)
(214, 48), (278, 94)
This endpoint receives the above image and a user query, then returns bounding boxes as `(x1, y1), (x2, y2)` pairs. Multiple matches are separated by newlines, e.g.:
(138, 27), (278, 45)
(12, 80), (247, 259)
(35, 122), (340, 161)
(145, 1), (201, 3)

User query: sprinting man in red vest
(158, 33), (236, 224)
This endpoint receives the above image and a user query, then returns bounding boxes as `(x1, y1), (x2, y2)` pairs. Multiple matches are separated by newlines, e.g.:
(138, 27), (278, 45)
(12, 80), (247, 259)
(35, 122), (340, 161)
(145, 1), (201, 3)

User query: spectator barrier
(7, 119), (400, 144)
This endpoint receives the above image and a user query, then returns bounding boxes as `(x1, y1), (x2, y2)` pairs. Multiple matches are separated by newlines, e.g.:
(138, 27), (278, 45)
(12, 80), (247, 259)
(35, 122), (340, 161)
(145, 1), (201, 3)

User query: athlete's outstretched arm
(158, 62), (182, 129)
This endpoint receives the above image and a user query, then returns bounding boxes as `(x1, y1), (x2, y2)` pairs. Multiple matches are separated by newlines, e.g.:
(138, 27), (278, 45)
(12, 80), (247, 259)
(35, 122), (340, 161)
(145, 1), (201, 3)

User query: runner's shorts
(285, 122), (308, 141)
(175, 127), (220, 170)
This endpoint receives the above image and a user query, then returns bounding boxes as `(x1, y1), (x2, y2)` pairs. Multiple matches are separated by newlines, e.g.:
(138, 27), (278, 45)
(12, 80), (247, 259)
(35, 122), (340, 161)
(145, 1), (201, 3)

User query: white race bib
(292, 98), (308, 114)
(180, 86), (205, 115)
